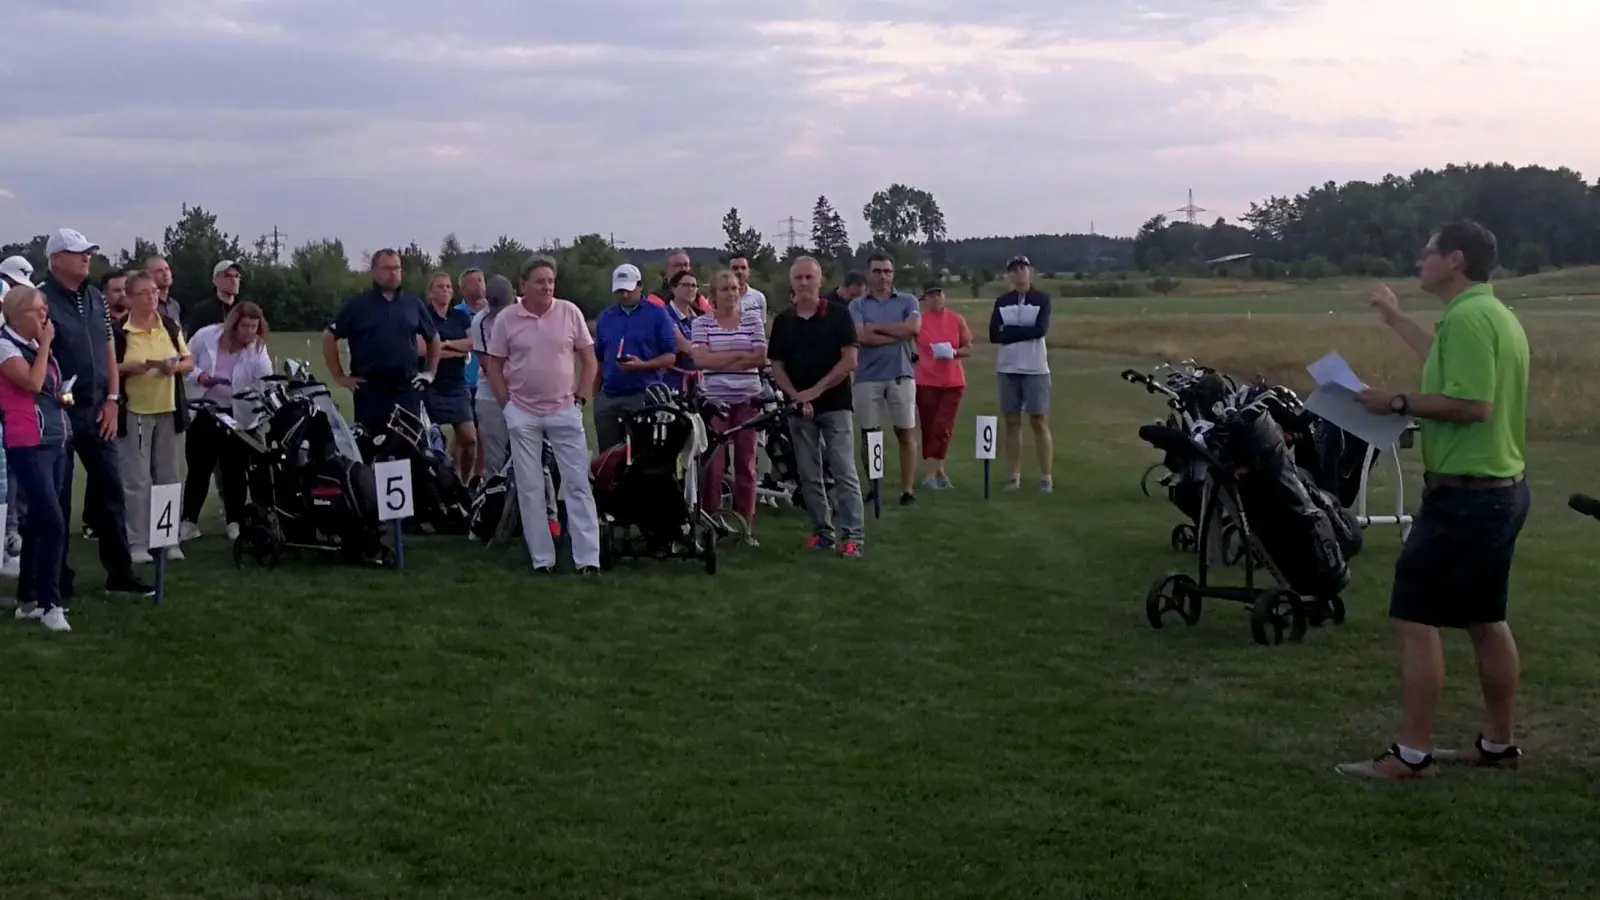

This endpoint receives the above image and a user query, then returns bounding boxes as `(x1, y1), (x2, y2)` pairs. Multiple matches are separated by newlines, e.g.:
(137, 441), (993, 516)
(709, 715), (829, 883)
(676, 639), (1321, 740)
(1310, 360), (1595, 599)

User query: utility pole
(778, 217), (802, 250)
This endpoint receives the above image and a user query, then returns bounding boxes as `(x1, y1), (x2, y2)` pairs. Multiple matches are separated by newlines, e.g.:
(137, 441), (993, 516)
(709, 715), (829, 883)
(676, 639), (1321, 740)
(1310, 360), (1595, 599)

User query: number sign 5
(374, 459), (415, 521)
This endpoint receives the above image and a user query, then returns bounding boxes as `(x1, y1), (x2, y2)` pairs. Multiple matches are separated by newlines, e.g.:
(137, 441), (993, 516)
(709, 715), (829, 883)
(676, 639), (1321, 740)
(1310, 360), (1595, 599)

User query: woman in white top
(181, 302), (273, 540)
(471, 275), (515, 476)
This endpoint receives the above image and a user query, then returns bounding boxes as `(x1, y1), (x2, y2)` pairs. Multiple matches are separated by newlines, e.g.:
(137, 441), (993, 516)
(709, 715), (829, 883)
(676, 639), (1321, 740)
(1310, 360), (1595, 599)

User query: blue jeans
(788, 409), (865, 542)
(8, 443), (69, 610)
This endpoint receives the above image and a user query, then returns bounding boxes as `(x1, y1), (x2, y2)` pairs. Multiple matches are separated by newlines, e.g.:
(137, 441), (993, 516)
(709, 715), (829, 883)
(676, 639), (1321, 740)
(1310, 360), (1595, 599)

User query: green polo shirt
(1418, 282), (1529, 478)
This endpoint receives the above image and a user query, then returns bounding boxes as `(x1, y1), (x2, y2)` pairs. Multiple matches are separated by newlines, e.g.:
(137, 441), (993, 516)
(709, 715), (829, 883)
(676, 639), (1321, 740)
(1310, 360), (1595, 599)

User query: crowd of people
(0, 217), (1544, 785)
(0, 235), (1061, 624)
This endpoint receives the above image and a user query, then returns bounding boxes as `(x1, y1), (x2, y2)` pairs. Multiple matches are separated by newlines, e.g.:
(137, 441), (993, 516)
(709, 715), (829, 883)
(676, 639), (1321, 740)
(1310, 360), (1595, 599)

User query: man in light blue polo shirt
(591, 263), (679, 450)
(849, 250), (921, 505)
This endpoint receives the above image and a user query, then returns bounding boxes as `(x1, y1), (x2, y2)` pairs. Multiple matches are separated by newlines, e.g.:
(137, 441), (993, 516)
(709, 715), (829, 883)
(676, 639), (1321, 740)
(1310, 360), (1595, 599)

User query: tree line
(5, 162), (1596, 332)
(1133, 162), (1600, 279)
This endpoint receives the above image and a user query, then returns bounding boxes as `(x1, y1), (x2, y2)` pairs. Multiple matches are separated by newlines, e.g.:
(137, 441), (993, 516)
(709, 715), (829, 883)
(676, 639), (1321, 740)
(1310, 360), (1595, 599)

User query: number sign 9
(975, 415), (997, 460)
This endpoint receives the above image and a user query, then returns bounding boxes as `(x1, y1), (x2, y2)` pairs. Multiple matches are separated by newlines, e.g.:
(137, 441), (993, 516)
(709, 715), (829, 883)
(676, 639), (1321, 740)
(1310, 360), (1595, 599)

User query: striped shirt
(689, 310), (765, 403)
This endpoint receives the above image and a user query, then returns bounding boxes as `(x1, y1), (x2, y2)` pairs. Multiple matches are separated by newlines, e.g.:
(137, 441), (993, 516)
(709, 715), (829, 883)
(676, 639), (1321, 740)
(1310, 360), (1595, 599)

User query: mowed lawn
(3, 285), (1599, 899)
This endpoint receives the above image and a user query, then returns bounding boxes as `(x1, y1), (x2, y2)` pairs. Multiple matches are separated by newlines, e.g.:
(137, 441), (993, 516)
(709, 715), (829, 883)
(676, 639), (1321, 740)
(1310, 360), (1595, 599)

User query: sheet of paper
(1011, 304), (1040, 327)
(999, 305), (1022, 326)
(1306, 352), (1365, 392)
(1304, 385), (1411, 450)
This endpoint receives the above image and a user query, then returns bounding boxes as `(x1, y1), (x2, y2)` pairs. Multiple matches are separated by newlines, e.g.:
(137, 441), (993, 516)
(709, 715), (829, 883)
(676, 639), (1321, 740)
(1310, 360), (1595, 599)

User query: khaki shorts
(852, 377), (917, 431)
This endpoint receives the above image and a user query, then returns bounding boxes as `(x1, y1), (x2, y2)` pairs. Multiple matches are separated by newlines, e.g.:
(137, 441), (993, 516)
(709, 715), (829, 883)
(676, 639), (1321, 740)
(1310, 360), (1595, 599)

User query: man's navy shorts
(1389, 477), (1530, 628)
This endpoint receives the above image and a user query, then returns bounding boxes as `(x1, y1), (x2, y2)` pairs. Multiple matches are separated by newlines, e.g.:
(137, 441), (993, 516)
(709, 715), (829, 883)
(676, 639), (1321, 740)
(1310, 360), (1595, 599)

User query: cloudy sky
(1, 0), (1596, 260)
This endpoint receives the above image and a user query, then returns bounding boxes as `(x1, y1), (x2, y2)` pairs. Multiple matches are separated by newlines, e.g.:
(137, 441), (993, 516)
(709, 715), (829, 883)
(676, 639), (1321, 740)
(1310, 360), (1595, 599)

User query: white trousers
(504, 402), (599, 568)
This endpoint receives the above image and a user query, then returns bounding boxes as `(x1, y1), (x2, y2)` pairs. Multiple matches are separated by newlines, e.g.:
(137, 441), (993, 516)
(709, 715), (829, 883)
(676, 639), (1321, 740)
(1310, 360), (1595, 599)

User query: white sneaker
(14, 602), (41, 621)
(130, 548), (153, 564)
(224, 522), (240, 541)
(4, 531), (20, 555)
(179, 521), (202, 541)
(165, 545), (185, 561)
(41, 607), (70, 632)
(0, 555), (19, 577)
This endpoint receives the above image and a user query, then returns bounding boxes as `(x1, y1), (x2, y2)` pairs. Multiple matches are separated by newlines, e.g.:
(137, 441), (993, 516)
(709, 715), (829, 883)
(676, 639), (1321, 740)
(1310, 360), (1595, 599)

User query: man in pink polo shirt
(482, 255), (602, 575)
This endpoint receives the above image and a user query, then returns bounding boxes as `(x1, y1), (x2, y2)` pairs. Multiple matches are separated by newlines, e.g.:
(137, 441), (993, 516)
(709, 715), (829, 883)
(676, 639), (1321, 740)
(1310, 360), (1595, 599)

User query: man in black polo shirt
(321, 248), (441, 431)
(767, 255), (865, 557)
(825, 270), (867, 305)
(181, 260), (243, 338)
(35, 228), (154, 597)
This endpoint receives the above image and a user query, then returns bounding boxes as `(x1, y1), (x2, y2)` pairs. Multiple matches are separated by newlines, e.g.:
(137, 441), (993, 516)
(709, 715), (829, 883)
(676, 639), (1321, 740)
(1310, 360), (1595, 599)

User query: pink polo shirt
(486, 298), (594, 416)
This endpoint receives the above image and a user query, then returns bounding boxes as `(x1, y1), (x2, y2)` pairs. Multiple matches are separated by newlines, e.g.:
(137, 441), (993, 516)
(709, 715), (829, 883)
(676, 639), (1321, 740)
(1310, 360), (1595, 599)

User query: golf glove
(412, 371), (435, 391)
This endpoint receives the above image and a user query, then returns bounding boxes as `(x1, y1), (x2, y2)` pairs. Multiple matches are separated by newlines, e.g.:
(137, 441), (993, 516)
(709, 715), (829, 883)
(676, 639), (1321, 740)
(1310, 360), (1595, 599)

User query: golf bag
(359, 403), (472, 534)
(1204, 399), (1363, 597)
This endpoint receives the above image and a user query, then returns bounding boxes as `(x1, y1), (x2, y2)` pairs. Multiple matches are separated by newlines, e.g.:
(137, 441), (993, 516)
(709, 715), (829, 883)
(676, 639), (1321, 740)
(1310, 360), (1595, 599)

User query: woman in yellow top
(115, 271), (195, 562)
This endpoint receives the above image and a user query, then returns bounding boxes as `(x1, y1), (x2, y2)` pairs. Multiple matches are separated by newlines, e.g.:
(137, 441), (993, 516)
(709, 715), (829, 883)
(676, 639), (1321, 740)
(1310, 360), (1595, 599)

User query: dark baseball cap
(1006, 255), (1032, 270)
(921, 280), (944, 296)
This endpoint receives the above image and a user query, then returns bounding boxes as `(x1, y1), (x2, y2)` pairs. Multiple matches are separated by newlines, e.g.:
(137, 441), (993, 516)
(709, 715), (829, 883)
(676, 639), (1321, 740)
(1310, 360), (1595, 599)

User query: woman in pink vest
(0, 285), (74, 632)
(912, 282), (971, 489)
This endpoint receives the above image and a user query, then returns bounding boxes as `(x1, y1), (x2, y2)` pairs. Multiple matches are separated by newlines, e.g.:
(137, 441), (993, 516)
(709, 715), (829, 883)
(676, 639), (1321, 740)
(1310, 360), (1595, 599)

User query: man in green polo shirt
(1336, 220), (1531, 781)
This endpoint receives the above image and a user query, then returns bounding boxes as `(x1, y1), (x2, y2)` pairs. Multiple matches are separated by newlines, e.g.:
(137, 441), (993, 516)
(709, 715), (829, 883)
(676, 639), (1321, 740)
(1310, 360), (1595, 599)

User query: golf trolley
(1140, 391), (1359, 647)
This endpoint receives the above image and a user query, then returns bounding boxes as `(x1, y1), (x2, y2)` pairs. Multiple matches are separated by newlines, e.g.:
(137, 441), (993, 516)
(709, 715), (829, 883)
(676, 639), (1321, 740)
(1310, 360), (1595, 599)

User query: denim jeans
(788, 409), (864, 542)
(9, 444), (69, 610)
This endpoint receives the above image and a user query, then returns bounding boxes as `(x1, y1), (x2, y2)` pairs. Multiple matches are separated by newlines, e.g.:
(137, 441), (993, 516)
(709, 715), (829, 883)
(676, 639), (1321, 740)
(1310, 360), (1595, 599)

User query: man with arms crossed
(482, 256), (601, 576)
(850, 251), (921, 505)
(989, 255), (1054, 492)
(1337, 220), (1531, 780)
(767, 256), (865, 557)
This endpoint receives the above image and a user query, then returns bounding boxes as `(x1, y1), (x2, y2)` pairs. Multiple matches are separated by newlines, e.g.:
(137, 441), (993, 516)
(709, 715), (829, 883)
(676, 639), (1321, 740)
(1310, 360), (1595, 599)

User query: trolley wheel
(1327, 595), (1347, 625)
(364, 542), (397, 568)
(1250, 590), (1306, 646)
(1220, 523), (1246, 566)
(1141, 463), (1166, 498)
(232, 524), (280, 569)
(1144, 572), (1201, 630)
(1170, 523), (1197, 553)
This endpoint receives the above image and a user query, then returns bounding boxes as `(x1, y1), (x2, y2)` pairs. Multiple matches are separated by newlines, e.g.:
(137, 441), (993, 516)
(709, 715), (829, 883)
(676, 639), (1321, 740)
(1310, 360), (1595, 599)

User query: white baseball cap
(0, 255), (34, 286)
(45, 228), (98, 256)
(213, 259), (241, 278)
(611, 263), (642, 292)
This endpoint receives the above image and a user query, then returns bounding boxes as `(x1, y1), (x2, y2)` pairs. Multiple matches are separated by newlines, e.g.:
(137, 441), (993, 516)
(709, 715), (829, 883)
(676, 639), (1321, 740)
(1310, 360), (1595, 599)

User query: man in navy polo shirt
(322, 248), (441, 431)
(592, 263), (678, 450)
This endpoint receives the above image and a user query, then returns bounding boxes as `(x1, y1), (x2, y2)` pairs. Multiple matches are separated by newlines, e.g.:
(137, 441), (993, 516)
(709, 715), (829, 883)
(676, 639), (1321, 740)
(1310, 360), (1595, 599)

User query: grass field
(4, 271), (1599, 899)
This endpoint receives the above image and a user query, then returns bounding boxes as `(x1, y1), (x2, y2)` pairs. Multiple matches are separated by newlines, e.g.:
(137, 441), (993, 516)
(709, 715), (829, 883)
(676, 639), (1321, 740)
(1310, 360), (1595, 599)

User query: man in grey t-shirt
(849, 251), (921, 505)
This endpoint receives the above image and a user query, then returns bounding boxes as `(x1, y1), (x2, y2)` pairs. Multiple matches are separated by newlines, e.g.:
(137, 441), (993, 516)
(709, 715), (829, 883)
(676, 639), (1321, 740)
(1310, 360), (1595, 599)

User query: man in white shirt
(728, 254), (768, 321)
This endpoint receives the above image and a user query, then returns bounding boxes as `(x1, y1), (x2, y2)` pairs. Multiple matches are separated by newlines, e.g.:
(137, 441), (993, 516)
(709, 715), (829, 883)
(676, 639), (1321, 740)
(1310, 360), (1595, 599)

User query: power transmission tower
(1167, 189), (1208, 225)
(269, 225), (287, 263)
(778, 217), (802, 249)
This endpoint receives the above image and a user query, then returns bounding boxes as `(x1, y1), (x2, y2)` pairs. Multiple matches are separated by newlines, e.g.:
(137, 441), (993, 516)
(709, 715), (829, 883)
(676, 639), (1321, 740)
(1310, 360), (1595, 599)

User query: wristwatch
(1389, 394), (1409, 415)
(105, 393), (120, 402)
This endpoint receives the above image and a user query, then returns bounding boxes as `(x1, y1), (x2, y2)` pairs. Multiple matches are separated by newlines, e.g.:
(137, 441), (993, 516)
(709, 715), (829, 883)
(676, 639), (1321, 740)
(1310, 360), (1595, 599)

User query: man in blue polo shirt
(850, 250), (921, 505)
(592, 263), (679, 450)
(322, 248), (441, 431)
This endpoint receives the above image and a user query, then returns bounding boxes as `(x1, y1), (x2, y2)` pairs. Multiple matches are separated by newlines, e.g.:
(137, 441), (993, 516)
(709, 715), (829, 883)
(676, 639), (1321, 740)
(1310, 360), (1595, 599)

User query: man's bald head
(789, 255), (822, 299)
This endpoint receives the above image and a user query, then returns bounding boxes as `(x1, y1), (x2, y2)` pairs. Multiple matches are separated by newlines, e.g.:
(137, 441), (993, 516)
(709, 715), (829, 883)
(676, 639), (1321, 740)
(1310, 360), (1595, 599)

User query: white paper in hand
(932, 342), (955, 360)
(1306, 352), (1365, 393)
(1011, 304), (1040, 328)
(999, 305), (1022, 327)
(1304, 386), (1410, 451)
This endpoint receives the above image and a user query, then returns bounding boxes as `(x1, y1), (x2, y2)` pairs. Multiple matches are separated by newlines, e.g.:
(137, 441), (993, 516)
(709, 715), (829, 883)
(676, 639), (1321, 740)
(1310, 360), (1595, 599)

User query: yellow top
(122, 319), (189, 415)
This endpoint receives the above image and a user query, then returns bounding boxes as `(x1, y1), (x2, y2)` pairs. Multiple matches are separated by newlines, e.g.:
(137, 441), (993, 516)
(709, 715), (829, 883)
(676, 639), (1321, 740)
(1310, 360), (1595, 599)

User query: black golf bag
(1205, 401), (1363, 597)
(360, 404), (472, 535)
(229, 369), (390, 566)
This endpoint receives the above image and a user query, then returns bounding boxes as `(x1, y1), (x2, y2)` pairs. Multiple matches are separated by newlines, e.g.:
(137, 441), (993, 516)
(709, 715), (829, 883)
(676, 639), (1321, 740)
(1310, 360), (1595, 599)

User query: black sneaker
(575, 566), (601, 576)
(1434, 735), (1524, 769)
(106, 575), (157, 597)
(900, 492), (916, 506)
(532, 565), (556, 576)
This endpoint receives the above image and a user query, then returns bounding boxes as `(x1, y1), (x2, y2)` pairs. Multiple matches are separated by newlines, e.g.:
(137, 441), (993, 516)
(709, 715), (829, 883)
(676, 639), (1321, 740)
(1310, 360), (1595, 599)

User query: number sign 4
(148, 483), (184, 548)
(374, 459), (415, 522)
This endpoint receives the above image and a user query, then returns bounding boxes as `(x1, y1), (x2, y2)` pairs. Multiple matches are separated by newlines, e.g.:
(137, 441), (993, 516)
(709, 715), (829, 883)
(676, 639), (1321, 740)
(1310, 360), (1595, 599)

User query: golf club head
(1567, 493), (1600, 520)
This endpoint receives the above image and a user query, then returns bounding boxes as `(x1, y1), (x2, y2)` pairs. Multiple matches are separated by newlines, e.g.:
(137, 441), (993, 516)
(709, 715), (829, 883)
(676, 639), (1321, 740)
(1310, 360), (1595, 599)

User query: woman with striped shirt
(690, 269), (767, 544)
